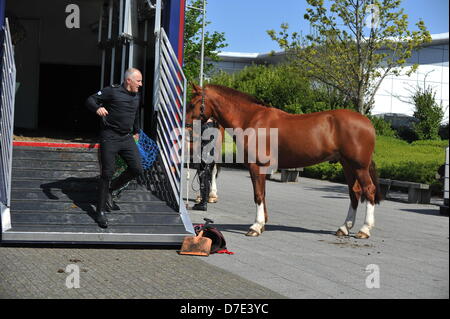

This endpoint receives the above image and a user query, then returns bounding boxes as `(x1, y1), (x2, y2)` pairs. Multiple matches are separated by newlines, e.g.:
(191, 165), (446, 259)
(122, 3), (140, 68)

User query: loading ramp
(2, 145), (192, 245)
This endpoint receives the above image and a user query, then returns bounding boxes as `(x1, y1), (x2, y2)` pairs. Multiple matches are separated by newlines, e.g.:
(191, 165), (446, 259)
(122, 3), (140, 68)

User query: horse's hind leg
(246, 164), (267, 237)
(354, 167), (377, 239)
(336, 161), (361, 236)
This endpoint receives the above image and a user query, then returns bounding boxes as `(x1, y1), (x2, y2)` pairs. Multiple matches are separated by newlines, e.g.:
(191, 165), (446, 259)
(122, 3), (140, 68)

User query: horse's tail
(369, 160), (382, 204)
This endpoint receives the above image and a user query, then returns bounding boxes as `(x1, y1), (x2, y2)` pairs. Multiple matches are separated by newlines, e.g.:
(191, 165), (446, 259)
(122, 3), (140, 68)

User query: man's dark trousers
(100, 133), (143, 183)
(96, 132), (143, 227)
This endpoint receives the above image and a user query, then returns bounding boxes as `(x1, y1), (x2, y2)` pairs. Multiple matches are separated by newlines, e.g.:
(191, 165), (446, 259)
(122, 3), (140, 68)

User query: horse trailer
(0, 0), (194, 245)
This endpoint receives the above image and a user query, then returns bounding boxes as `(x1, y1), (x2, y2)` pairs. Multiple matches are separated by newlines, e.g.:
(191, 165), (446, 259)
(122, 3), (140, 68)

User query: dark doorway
(38, 64), (101, 133)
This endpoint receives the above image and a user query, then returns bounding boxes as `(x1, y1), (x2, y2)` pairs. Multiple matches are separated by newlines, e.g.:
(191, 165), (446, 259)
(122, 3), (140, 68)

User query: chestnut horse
(186, 84), (382, 239)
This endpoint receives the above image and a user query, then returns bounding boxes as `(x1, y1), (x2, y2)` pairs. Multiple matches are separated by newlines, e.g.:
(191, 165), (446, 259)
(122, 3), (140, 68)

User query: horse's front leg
(208, 164), (219, 203)
(246, 165), (267, 237)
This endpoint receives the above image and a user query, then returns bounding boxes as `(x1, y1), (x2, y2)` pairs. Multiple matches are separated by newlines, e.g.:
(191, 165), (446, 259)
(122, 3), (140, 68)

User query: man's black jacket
(86, 84), (141, 135)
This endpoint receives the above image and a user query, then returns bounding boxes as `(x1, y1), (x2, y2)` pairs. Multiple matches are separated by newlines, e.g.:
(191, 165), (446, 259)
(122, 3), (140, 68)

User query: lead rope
(197, 90), (206, 203)
(186, 89), (207, 208)
(186, 155), (190, 208)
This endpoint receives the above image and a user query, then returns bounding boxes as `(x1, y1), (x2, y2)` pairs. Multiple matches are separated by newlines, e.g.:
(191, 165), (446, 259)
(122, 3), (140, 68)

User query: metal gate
(0, 18), (16, 232)
(148, 0), (191, 231)
(152, 26), (190, 228)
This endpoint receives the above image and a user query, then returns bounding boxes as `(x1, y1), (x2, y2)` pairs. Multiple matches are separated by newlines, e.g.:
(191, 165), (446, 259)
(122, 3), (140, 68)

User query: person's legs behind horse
(193, 162), (213, 211)
(193, 120), (218, 210)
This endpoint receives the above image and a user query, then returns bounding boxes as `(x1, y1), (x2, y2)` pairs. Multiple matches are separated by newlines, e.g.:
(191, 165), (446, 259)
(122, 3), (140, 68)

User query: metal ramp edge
(1, 230), (190, 245)
(3, 144), (195, 245)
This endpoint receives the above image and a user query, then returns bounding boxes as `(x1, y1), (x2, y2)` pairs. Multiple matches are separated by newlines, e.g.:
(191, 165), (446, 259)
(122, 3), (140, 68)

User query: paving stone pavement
(0, 246), (284, 299)
(186, 167), (449, 299)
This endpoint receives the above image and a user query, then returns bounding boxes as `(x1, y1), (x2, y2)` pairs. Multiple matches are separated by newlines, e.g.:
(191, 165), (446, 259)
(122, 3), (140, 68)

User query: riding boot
(193, 167), (211, 211)
(110, 169), (136, 192)
(107, 169), (136, 210)
(95, 179), (109, 228)
(192, 188), (208, 211)
(105, 189), (118, 211)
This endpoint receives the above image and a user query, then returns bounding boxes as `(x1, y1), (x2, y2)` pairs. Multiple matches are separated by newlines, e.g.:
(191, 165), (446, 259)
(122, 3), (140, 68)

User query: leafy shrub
(395, 126), (419, 143)
(377, 161), (440, 185)
(410, 140), (449, 148)
(412, 85), (444, 140)
(302, 162), (345, 183)
(209, 64), (350, 114)
(368, 115), (397, 137)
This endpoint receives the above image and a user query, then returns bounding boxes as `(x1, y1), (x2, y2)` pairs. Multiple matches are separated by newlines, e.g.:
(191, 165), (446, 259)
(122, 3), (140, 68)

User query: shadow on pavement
(400, 208), (445, 217)
(213, 223), (335, 236)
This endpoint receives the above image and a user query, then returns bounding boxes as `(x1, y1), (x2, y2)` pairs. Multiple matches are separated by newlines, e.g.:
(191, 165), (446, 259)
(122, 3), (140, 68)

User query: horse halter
(186, 89), (208, 129)
(199, 89), (207, 121)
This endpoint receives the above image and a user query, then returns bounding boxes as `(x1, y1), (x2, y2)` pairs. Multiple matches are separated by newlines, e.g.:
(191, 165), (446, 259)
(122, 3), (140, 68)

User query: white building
(209, 33), (449, 122)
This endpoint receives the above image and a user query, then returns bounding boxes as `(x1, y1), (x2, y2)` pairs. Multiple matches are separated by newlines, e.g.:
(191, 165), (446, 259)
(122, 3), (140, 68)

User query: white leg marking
(339, 204), (357, 235)
(250, 203), (265, 234)
(209, 165), (218, 198)
(359, 202), (375, 236)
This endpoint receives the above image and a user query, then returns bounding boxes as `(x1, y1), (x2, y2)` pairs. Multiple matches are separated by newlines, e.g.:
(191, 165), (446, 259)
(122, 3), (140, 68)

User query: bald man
(86, 68), (144, 228)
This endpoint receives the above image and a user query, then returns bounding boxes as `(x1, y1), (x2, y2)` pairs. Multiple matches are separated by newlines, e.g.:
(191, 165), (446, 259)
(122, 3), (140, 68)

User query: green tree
(184, 0), (227, 84)
(210, 64), (352, 114)
(267, 0), (431, 115)
(412, 85), (444, 140)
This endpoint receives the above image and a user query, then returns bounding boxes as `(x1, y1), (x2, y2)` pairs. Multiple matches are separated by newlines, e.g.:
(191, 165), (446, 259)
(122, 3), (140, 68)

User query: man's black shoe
(94, 210), (108, 228)
(105, 191), (120, 211)
(192, 202), (207, 211)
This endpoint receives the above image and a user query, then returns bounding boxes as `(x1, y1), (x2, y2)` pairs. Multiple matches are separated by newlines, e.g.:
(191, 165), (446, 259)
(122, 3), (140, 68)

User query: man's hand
(133, 133), (139, 142)
(96, 107), (108, 117)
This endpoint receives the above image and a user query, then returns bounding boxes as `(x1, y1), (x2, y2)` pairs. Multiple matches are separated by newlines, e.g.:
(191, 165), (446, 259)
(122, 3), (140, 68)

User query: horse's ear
(191, 83), (202, 95)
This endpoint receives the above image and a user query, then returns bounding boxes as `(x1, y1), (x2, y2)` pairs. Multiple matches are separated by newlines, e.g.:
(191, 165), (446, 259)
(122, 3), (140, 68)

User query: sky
(203, 0), (450, 53)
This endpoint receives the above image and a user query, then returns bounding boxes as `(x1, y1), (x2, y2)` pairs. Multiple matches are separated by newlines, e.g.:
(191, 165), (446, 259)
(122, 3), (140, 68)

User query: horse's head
(185, 84), (215, 128)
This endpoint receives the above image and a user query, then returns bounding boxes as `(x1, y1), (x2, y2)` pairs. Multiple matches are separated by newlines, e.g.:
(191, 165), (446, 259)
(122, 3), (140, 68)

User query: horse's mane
(206, 84), (271, 108)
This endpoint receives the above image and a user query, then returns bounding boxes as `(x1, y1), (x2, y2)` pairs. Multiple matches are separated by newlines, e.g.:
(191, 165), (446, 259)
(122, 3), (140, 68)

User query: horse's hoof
(208, 196), (218, 203)
(335, 229), (347, 237)
(245, 229), (260, 237)
(355, 231), (370, 239)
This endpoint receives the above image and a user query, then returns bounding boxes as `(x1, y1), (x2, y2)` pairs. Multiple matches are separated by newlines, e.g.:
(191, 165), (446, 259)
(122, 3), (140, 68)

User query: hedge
(303, 136), (448, 193)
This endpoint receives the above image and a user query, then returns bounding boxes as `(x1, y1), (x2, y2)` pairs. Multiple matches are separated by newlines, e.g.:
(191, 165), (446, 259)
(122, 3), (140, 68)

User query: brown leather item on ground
(179, 230), (212, 257)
